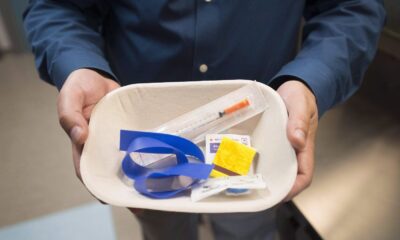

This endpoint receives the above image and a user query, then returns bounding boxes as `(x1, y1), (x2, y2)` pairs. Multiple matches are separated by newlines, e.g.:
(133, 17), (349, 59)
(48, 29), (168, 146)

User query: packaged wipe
(205, 134), (251, 164)
(209, 137), (256, 178)
(191, 174), (267, 202)
(206, 134), (256, 195)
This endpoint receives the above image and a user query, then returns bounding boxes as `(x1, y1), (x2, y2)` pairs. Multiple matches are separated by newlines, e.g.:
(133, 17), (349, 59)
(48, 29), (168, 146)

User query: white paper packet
(191, 174), (267, 202)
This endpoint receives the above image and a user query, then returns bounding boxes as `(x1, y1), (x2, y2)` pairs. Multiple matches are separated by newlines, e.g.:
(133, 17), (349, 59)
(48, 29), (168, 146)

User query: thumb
(285, 98), (310, 151)
(57, 88), (88, 145)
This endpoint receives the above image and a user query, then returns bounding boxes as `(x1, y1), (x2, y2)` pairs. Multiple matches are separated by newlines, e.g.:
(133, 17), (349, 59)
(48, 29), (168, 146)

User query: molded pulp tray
(81, 80), (297, 213)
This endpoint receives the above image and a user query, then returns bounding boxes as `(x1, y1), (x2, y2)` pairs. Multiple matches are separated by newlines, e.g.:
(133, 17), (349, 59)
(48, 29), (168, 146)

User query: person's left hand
(276, 80), (318, 201)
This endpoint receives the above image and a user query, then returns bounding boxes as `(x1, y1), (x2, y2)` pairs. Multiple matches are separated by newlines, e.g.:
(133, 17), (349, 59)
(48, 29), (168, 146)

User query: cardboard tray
(80, 80), (297, 213)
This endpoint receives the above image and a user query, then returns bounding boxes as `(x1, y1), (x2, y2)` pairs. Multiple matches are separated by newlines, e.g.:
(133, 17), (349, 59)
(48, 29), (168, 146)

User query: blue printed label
(210, 143), (220, 153)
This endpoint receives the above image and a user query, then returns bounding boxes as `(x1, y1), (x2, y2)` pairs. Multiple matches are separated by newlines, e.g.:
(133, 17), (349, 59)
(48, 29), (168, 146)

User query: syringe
(135, 98), (252, 167)
(174, 98), (251, 137)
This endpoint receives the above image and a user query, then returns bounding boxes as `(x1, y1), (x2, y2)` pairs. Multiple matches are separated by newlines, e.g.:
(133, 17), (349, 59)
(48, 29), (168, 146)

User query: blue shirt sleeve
(23, 0), (117, 90)
(272, 0), (386, 117)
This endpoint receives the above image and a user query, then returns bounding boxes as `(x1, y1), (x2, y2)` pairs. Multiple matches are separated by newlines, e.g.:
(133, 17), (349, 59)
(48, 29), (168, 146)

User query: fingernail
(70, 126), (82, 143)
(295, 129), (306, 143)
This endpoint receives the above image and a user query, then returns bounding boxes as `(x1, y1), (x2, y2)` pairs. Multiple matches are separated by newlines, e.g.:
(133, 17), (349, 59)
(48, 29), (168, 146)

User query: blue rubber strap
(120, 130), (213, 199)
(120, 130), (205, 162)
(126, 136), (188, 165)
(134, 163), (213, 199)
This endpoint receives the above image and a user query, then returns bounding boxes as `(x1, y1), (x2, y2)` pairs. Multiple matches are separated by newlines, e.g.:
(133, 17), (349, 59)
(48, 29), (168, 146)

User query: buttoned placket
(192, 0), (219, 80)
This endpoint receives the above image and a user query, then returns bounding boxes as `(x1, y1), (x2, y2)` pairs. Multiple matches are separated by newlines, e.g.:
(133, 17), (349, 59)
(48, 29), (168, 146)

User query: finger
(58, 87), (88, 145)
(72, 141), (107, 207)
(284, 174), (310, 202)
(285, 96), (311, 151)
(81, 79), (120, 121)
(98, 200), (108, 205)
(128, 208), (144, 215)
(106, 79), (120, 92)
(72, 143), (83, 181)
(72, 141), (109, 204)
(283, 150), (313, 201)
(277, 81), (315, 150)
(283, 118), (317, 201)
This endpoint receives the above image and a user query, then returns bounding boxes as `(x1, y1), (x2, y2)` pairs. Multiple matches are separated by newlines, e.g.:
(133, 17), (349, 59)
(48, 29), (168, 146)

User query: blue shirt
(23, 0), (385, 116)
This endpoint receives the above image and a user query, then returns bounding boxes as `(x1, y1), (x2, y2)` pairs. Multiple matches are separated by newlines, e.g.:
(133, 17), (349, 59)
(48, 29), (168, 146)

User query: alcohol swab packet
(205, 134), (251, 164)
(191, 174), (267, 202)
(206, 134), (257, 195)
(210, 137), (256, 178)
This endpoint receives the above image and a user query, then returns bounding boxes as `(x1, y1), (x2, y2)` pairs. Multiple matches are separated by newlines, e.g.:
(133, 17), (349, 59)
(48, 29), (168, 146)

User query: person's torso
(102, 0), (305, 85)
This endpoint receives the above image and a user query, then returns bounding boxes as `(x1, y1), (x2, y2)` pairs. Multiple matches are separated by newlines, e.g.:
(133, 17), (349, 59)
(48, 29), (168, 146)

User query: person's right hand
(57, 68), (120, 180)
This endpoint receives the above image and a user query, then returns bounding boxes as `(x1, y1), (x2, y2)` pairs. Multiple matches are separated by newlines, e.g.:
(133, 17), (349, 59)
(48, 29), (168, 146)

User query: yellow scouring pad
(210, 137), (257, 178)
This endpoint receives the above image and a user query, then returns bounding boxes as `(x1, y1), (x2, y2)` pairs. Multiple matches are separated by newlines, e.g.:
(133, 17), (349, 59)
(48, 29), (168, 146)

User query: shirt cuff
(49, 50), (118, 90)
(271, 58), (337, 117)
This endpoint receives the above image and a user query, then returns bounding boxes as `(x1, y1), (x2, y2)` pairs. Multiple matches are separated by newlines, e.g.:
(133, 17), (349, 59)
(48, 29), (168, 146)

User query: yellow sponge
(210, 137), (256, 178)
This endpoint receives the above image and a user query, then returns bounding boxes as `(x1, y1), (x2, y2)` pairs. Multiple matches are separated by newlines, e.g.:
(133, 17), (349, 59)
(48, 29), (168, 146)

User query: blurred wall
(359, 0), (400, 118)
(385, 0), (400, 33)
(0, 12), (11, 51)
(0, 0), (29, 53)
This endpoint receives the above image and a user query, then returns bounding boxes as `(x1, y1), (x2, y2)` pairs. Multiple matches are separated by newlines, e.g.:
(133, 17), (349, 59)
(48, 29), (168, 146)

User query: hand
(276, 80), (318, 201)
(57, 68), (120, 180)
(57, 69), (143, 214)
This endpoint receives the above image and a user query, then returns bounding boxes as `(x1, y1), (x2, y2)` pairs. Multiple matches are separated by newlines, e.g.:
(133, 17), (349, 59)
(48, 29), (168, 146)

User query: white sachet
(191, 174), (267, 202)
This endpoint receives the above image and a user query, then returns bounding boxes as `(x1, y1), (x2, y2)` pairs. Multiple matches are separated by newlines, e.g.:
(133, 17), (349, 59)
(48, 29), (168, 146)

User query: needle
(177, 98), (251, 136)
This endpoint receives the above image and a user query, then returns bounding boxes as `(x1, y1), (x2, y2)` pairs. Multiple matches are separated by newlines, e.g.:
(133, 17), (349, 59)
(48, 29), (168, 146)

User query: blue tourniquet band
(120, 130), (213, 199)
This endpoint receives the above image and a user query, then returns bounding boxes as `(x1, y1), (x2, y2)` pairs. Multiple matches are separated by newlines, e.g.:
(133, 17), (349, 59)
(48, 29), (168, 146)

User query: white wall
(0, 11), (12, 51)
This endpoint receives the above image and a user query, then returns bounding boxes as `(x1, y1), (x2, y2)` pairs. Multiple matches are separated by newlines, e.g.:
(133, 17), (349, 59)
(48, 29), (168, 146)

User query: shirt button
(199, 64), (208, 73)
